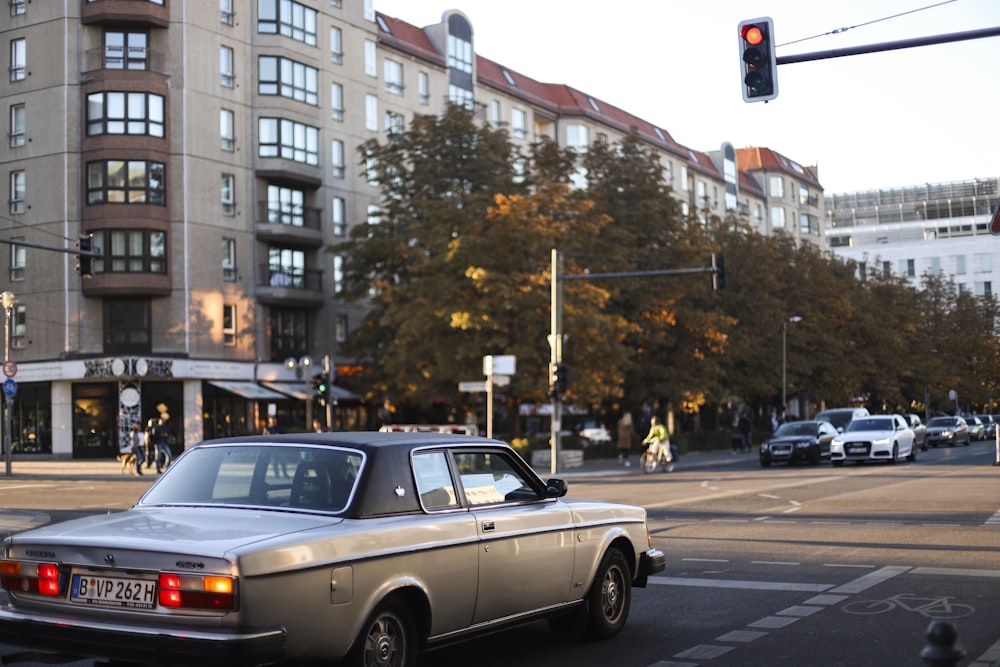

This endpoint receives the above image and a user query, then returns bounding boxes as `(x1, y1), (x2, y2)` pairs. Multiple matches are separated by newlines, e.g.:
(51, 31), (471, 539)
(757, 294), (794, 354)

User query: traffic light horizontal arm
(0, 237), (100, 257)
(776, 26), (1000, 66)
(560, 267), (716, 280)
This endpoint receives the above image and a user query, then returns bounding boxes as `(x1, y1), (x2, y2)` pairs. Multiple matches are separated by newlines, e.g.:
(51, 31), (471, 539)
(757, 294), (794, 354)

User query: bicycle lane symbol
(842, 593), (975, 620)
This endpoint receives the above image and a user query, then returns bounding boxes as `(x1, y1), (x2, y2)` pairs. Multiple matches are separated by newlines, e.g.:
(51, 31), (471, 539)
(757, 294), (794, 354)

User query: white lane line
(674, 644), (735, 660)
(828, 565), (910, 594)
(748, 615), (799, 629)
(752, 561), (800, 566)
(753, 515), (773, 521)
(984, 510), (1000, 525)
(803, 594), (849, 605)
(649, 577), (831, 592)
(682, 558), (729, 563)
(910, 567), (1000, 579)
(776, 605), (824, 618)
(782, 506), (803, 514)
(823, 563), (876, 569)
(716, 630), (768, 643)
(758, 493), (780, 499)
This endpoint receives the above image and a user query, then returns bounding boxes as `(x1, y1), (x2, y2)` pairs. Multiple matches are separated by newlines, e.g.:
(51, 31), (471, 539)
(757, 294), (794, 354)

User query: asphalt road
(0, 442), (998, 666)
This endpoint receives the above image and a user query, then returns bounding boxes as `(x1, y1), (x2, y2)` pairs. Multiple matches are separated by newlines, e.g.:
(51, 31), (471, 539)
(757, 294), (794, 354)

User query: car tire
(832, 460), (844, 467)
(907, 445), (917, 462)
(585, 547), (631, 640)
(890, 443), (899, 464)
(348, 599), (418, 667)
(760, 459), (771, 467)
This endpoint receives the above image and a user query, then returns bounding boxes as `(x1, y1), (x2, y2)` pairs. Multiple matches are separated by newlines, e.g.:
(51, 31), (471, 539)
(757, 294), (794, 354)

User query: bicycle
(639, 440), (674, 474)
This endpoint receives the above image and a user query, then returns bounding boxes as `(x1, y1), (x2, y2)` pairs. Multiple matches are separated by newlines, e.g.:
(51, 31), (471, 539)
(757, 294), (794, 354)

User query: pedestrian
(738, 412), (753, 453)
(770, 408), (780, 432)
(642, 416), (673, 472)
(264, 416), (289, 477)
(130, 421), (146, 475)
(730, 413), (743, 454)
(617, 412), (636, 467)
(312, 418), (327, 433)
(144, 418), (157, 469)
(150, 417), (172, 473)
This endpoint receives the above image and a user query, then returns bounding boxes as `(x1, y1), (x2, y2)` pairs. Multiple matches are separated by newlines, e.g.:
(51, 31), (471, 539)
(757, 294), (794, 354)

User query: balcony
(256, 266), (324, 307)
(82, 271), (171, 297)
(81, 0), (169, 28)
(255, 202), (324, 247)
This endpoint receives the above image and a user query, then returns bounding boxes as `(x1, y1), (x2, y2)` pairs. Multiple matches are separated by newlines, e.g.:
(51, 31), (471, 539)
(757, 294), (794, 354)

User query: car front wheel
(348, 599), (417, 667)
(585, 547), (631, 640)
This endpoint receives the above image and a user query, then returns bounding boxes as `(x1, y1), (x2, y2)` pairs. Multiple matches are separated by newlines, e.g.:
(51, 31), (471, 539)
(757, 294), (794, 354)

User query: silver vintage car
(0, 432), (665, 666)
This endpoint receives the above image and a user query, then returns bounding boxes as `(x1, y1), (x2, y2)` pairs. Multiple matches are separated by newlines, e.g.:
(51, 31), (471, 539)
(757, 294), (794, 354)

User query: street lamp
(284, 355), (313, 430)
(782, 316), (803, 416)
(2, 291), (15, 476)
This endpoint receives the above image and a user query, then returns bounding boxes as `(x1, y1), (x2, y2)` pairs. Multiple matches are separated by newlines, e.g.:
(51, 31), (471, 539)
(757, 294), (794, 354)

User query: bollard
(919, 620), (965, 667)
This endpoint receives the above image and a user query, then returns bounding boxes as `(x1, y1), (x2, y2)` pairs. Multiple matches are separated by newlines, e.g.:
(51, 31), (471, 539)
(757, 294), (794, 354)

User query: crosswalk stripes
(985, 510), (1000, 526)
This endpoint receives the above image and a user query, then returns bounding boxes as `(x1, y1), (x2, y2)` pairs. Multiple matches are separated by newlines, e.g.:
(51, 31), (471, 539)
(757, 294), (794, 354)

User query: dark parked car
(925, 416), (971, 447)
(905, 414), (928, 451)
(760, 420), (838, 466)
(0, 433), (665, 666)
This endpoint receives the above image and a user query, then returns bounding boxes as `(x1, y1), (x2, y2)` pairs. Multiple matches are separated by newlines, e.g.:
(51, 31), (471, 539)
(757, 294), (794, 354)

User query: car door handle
(482, 520), (495, 532)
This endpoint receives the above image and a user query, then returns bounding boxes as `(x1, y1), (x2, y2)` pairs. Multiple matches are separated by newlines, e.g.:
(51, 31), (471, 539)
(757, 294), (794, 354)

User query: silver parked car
(0, 433), (665, 666)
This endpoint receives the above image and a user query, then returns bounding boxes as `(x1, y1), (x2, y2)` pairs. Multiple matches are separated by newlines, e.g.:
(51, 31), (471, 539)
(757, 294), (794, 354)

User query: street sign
(459, 381), (489, 393)
(2, 360), (15, 378)
(2, 378), (16, 397)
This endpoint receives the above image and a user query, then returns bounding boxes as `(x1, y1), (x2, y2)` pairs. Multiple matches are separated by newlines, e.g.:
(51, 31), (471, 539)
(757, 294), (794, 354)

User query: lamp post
(284, 355), (313, 430)
(1, 291), (15, 476)
(782, 316), (803, 416)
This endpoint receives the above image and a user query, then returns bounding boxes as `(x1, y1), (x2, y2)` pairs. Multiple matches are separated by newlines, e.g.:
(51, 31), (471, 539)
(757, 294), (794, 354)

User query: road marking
(682, 558), (729, 563)
(828, 565), (910, 594)
(752, 561), (800, 566)
(758, 493), (780, 499)
(910, 566), (1000, 578)
(748, 615), (799, 629)
(823, 563), (876, 569)
(650, 577), (831, 592)
(782, 506), (802, 514)
(673, 644), (735, 660)
(984, 510), (1000, 525)
(716, 630), (767, 643)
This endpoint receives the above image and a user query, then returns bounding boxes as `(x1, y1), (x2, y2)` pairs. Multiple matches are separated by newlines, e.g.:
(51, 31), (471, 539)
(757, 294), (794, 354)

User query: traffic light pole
(775, 26), (1000, 66)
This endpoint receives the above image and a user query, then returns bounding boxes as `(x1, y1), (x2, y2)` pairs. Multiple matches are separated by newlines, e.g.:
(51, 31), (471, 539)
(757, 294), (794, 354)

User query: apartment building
(826, 178), (1000, 295)
(0, 1), (810, 459)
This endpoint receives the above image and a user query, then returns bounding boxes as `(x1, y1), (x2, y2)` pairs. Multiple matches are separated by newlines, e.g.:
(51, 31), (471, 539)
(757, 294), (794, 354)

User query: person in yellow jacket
(642, 416), (674, 471)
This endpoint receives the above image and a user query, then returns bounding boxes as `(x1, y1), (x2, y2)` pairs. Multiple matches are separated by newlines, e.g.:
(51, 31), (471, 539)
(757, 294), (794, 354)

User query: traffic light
(738, 17), (778, 102)
(712, 252), (726, 290)
(313, 372), (329, 403)
(554, 363), (571, 397)
(78, 234), (93, 278)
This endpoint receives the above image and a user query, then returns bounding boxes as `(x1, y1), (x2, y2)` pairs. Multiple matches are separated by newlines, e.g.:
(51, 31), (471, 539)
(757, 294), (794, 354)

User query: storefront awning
(208, 381), (287, 400)
(262, 382), (361, 402)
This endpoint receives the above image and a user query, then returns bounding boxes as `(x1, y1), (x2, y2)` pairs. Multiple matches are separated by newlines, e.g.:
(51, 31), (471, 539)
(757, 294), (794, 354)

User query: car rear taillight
(0, 560), (62, 597)
(157, 572), (236, 610)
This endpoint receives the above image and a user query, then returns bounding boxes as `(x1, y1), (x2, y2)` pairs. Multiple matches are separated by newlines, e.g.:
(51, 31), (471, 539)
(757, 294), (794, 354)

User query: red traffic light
(738, 17), (778, 103)
(741, 24), (764, 46)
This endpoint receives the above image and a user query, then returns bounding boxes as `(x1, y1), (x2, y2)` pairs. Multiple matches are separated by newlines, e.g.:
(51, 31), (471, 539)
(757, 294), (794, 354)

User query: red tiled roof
(736, 147), (821, 189)
(376, 13), (446, 67)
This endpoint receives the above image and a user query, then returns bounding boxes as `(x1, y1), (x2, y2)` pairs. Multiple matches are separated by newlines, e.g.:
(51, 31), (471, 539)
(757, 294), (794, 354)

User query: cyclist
(641, 416), (674, 473)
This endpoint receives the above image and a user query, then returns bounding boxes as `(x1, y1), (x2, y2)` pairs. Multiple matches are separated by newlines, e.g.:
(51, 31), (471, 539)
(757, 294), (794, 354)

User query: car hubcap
(367, 617), (400, 667)
(602, 566), (625, 621)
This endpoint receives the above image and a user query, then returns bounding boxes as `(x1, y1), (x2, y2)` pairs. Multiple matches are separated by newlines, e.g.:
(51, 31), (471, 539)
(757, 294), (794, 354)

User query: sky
(373, 0), (1000, 195)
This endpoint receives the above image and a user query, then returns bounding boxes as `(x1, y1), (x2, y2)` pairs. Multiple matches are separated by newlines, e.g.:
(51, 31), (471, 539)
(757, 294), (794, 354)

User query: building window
(269, 308), (307, 361)
(680, 166), (688, 191)
(363, 0), (374, 21)
(220, 108), (235, 151)
(9, 242), (25, 282)
(86, 92), (164, 137)
(9, 170), (24, 214)
(975, 253), (992, 273)
(510, 108), (527, 139)
(10, 304), (25, 349)
(258, 56), (318, 105)
(566, 124), (588, 151)
(222, 237), (236, 281)
(91, 229), (166, 274)
(220, 46), (235, 87)
(87, 160), (165, 205)
(900, 258), (915, 278)
(103, 298), (151, 354)
(769, 176), (784, 198)
(330, 27), (343, 63)
(331, 139), (345, 178)
(770, 207), (786, 229)
(882, 261), (892, 277)
(331, 83), (344, 120)
(9, 104), (24, 147)
(220, 0), (234, 25)
(267, 247), (306, 288)
(489, 100), (500, 126)
(335, 314), (347, 343)
(258, 0), (317, 46)
(418, 72), (429, 105)
(799, 213), (819, 235)
(384, 59), (403, 95)
(448, 85), (473, 110)
(447, 33), (472, 74)
(385, 111), (404, 135)
(365, 94), (378, 131)
(332, 196), (345, 236)
(221, 174), (235, 215)
(266, 184), (304, 226)
(104, 31), (147, 70)
(10, 0), (25, 16)
(9, 38), (25, 81)
(222, 304), (236, 346)
(799, 183), (810, 206)
(258, 118), (319, 166)
(955, 255), (966, 275)
(333, 255), (344, 294)
(364, 39), (376, 77)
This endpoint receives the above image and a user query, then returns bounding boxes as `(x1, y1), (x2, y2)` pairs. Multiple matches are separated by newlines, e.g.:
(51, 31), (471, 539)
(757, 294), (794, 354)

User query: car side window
(413, 451), (460, 510)
(453, 451), (539, 506)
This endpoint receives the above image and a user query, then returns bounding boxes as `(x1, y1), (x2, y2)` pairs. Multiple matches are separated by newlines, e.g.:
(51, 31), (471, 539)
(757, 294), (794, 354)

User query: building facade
(826, 178), (1000, 295)
(0, 1), (815, 459)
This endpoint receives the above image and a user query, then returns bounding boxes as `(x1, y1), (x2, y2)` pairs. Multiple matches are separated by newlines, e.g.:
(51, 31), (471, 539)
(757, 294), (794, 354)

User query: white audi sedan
(830, 414), (916, 465)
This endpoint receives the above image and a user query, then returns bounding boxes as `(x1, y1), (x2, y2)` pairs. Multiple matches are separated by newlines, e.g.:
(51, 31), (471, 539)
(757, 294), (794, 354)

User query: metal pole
(3, 300), (11, 476)
(781, 320), (787, 413)
(549, 249), (563, 476)
(486, 371), (494, 439)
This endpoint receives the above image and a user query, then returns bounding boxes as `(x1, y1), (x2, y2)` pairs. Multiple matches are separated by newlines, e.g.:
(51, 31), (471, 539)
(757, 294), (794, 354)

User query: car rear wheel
(348, 599), (417, 667)
(890, 443), (899, 464)
(585, 547), (631, 640)
(906, 445), (917, 462)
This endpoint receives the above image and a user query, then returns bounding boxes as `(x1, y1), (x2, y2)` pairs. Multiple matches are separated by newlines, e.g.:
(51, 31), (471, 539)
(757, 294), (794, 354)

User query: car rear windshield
(140, 444), (363, 513)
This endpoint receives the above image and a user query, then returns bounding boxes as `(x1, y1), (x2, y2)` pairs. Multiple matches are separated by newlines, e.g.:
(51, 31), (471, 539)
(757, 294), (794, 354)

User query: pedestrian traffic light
(738, 17), (778, 102)
(77, 234), (93, 278)
(554, 363), (571, 397)
(313, 372), (329, 402)
(712, 252), (726, 290)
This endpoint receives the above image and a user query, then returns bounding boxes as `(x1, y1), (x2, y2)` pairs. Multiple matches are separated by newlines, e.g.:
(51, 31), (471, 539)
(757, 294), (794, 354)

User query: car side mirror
(545, 478), (568, 497)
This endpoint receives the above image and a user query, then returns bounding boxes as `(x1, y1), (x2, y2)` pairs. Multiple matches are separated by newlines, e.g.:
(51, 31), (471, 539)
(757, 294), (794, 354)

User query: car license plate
(70, 573), (157, 609)
(847, 445), (866, 454)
